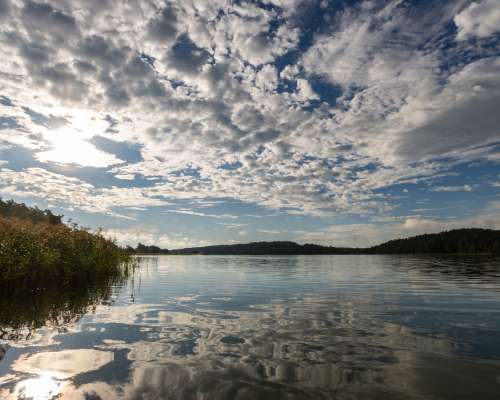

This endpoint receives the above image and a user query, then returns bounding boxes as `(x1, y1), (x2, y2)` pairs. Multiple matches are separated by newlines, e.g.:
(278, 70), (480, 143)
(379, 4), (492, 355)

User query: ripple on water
(1, 255), (500, 399)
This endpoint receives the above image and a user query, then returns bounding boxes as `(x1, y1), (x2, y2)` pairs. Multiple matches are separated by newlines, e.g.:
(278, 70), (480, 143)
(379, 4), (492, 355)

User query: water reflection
(0, 273), (128, 342)
(13, 349), (114, 378)
(12, 374), (62, 400)
(1, 255), (500, 399)
(3, 350), (114, 400)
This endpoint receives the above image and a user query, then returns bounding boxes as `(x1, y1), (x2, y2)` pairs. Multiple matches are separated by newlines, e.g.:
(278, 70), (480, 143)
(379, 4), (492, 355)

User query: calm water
(1, 255), (500, 399)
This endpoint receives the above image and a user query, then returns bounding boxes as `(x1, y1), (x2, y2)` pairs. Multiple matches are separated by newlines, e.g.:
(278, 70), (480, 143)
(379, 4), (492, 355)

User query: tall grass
(0, 215), (133, 284)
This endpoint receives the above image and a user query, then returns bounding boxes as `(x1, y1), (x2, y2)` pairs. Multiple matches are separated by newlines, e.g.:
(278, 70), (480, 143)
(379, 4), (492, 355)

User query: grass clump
(0, 213), (133, 284)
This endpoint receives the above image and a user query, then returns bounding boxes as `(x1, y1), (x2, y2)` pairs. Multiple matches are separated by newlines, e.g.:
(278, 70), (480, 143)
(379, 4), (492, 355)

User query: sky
(0, 0), (499, 249)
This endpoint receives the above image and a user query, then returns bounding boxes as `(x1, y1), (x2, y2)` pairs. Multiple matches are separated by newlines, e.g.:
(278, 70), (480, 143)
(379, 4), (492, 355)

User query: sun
(36, 128), (123, 168)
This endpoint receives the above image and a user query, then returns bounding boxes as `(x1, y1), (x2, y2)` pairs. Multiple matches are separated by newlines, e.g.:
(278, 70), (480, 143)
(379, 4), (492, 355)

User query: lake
(1, 255), (500, 399)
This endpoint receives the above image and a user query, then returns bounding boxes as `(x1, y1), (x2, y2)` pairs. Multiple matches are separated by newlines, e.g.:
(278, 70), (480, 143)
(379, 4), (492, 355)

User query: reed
(0, 215), (133, 284)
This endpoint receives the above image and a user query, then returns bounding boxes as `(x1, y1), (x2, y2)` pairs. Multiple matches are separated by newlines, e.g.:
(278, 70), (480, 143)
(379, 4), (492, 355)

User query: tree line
(368, 228), (500, 254)
(145, 229), (500, 255)
(0, 198), (63, 225)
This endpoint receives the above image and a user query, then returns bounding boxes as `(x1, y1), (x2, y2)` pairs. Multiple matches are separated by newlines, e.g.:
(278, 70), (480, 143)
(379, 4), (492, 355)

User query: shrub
(0, 215), (133, 284)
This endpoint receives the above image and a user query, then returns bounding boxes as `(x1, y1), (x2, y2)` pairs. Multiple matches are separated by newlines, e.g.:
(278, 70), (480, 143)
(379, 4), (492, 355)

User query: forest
(167, 229), (500, 255)
(368, 228), (500, 254)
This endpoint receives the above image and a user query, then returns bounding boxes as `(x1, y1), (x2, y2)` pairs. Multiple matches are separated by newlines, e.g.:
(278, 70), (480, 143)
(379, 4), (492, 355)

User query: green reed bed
(0, 215), (134, 284)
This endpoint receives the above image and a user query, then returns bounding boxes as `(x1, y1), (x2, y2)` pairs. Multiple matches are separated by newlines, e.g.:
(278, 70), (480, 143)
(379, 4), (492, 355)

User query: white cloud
(454, 0), (500, 40)
(0, 0), (498, 231)
(102, 226), (209, 249)
(36, 136), (123, 168)
(431, 185), (472, 192)
(115, 174), (136, 180)
(0, 167), (169, 216)
(297, 201), (500, 247)
(255, 64), (278, 92)
(218, 222), (247, 229)
(295, 79), (319, 102)
(165, 209), (238, 219)
(258, 229), (285, 235)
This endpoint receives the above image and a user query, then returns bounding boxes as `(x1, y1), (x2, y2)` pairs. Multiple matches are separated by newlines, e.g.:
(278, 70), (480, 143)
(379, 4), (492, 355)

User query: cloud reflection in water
(1, 255), (500, 399)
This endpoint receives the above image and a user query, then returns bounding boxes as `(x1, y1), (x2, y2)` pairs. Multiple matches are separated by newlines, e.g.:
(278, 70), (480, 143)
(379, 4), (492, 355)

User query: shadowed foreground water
(1, 255), (500, 399)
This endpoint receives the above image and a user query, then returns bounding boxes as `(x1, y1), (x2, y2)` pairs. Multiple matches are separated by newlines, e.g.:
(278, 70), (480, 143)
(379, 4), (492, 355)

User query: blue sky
(0, 0), (499, 248)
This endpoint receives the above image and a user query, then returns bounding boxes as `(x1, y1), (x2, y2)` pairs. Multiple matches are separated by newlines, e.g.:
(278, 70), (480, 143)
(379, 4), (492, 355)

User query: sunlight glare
(36, 129), (123, 168)
(16, 374), (63, 400)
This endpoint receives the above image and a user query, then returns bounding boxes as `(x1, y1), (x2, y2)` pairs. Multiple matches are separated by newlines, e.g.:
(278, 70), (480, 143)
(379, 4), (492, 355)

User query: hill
(170, 241), (360, 255)
(168, 229), (500, 255)
(368, 228), (500, 254)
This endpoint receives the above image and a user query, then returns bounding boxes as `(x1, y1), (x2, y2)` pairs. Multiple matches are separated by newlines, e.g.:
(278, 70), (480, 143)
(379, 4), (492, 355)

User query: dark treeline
(166, 229), (500, 255)
(369, 228), (500, 254)
(0, 198), (63, 225)
(170, 241), (359, 255)
(130, 243), (170, 255)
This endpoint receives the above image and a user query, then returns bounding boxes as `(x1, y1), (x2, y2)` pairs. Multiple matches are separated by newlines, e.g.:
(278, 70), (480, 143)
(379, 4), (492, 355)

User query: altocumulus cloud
(0, 0), (499, 247)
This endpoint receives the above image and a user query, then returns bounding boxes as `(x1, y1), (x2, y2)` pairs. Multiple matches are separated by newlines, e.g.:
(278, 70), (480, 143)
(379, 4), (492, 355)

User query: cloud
(0, 0), (11, 21)
(454, 0), (500, 40)
(255, 64), (278, 92)
(218, 222), (247, 229)
(115, 173), (136, 180)
(35, 142), (123, 168)
(395, 58), (500, 161)
(297, 201), (500, 247)
(102, 226), (209, 249)
(166, 34), (211, 75)
(294, 3), (500, 199)
(431, 185), (472, 192)
(258, 229), (285, 235)
(77, 34), (128, 67)
(295, 79), (319, 102)
(0, 167), (169, 217)
(222, 4), (299, 65)
(0, 0), (498, 241)
(21, 1), (80, 41)
(146, 4), (179, 43)
(165, 209), (238, 219)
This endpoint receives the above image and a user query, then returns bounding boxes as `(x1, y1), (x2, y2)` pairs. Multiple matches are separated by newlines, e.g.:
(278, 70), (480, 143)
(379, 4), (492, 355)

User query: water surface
(1, 255), (500, 399)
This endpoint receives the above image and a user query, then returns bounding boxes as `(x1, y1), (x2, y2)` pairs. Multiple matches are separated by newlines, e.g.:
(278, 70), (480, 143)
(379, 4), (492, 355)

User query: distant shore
(148, 229), (500, 256)
(138, 252), (497, 256)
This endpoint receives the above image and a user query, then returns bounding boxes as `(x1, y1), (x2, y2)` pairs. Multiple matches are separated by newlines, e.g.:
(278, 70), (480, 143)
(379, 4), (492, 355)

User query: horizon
(1, 0), (499, 248)
(147, 227), (499, 251)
